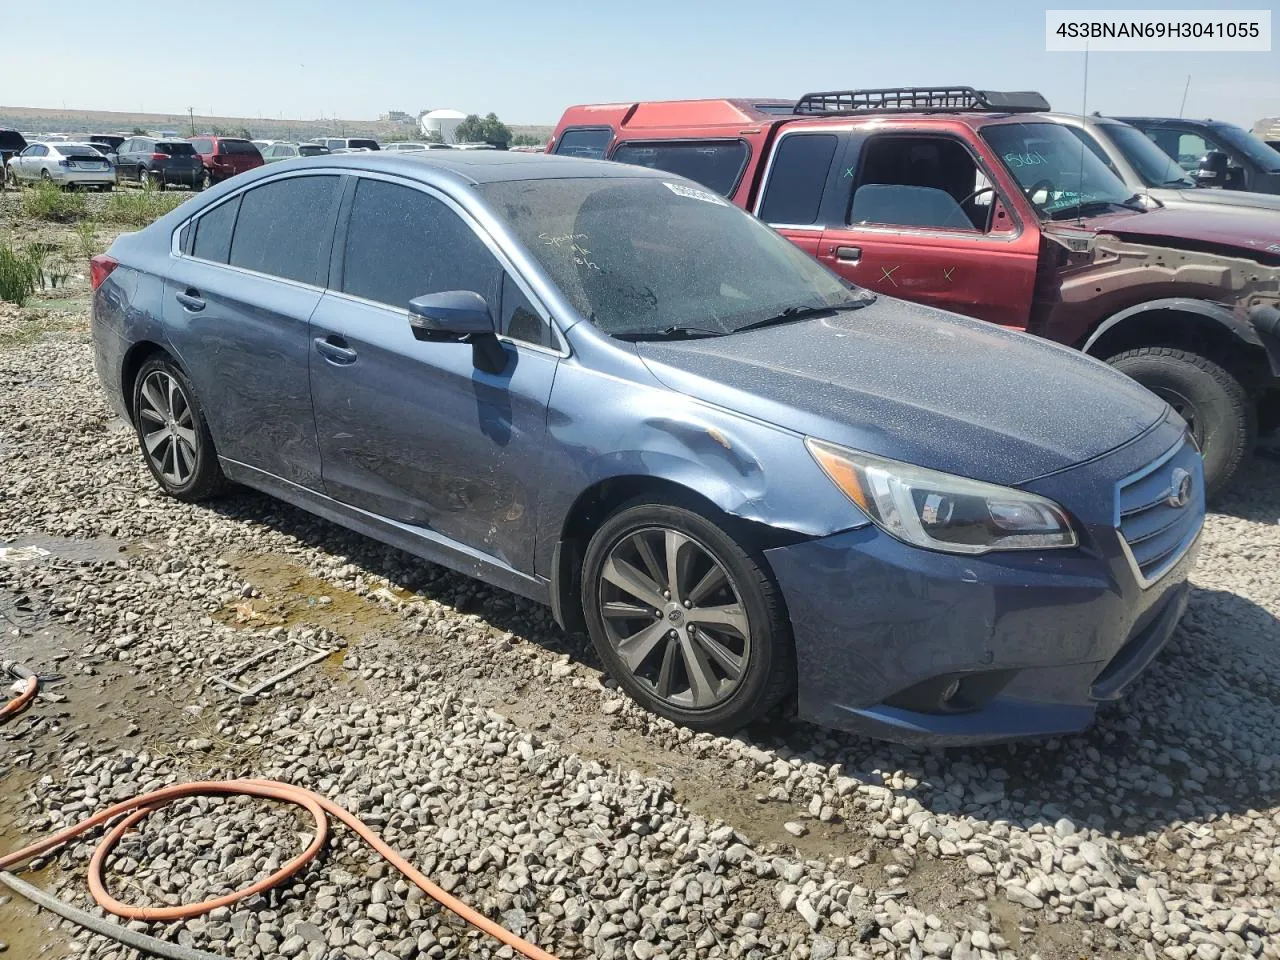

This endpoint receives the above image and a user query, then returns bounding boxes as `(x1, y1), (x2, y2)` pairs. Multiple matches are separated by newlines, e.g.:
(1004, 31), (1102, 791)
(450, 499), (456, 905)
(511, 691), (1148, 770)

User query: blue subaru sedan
(89, 152), (1204, 744)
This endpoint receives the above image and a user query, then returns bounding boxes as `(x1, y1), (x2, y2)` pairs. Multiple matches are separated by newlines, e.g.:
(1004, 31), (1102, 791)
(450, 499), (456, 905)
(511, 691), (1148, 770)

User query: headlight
(805, 438), (1077, 555)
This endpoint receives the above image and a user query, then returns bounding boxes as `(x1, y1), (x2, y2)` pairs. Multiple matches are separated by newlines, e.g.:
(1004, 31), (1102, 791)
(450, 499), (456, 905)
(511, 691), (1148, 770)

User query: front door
(815, 131), (1039, 328)
(308, 175), (559, 572)
(162, 173), (343, 489)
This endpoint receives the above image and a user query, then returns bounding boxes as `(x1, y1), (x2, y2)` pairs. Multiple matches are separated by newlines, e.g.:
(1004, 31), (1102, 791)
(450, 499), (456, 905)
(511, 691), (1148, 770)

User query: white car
(6, 141), (115, 190)
(383, 142), (454, 152)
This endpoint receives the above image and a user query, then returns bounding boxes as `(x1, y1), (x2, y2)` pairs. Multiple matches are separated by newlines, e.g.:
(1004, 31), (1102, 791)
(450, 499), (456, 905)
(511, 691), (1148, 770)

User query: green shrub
(0, 243), (43, 306)
(98, 188), (188, 226)
(20, 180), (88, 223)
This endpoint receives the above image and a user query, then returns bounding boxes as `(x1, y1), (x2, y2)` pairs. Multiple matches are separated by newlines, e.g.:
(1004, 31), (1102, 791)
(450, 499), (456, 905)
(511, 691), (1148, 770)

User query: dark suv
(1117, 117), (1280, 194)
(188, 136), (264, 189)
(115, 137), (203, 189)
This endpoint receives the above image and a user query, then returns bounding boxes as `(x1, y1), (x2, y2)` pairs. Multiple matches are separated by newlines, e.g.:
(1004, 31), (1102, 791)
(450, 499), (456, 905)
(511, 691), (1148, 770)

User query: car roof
(297, 150), (670, 185)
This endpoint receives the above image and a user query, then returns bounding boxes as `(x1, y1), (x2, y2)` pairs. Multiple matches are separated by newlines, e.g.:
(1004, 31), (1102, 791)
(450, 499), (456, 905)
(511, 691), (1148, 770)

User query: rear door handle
(835, 245), (862, 263)
(314, 336), (357, 365)
(175, 289), (205, 311)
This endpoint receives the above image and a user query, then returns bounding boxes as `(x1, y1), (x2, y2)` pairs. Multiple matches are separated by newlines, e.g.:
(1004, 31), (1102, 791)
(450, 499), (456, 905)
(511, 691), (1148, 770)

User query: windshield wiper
(732, 299), (874, 334)
(613, 325), (726, 342)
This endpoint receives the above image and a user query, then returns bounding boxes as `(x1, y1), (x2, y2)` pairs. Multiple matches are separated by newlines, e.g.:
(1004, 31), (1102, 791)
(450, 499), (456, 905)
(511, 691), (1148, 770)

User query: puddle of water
(1, 534), (128, 565)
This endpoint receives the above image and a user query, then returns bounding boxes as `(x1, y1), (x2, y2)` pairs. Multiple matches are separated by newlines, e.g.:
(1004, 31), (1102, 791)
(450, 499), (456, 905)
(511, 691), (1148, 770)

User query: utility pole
(188, 107), (196, 136)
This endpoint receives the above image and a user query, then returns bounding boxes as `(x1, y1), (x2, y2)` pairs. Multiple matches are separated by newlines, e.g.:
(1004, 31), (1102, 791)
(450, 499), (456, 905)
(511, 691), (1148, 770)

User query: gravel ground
(1, 276), (1279, 959)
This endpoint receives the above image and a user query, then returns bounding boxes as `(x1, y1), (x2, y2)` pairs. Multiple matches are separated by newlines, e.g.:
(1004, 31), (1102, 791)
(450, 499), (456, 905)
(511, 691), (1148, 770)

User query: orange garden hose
(1, 674), (38, 720)
(1, 677), (560, 960)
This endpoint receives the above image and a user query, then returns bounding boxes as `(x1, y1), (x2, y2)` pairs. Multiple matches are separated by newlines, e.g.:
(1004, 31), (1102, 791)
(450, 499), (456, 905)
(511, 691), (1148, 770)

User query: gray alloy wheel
(40, 169), (52, 181)
(200, 168), (212, 190)
(597, 526), (752, 710)
(137, 369), (201, 487)
(137, 165), (148, 186)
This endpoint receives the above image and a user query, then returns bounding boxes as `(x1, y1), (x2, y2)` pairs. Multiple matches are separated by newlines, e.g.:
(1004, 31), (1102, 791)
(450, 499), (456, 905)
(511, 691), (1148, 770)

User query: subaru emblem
(1167, 467), (1193, 509)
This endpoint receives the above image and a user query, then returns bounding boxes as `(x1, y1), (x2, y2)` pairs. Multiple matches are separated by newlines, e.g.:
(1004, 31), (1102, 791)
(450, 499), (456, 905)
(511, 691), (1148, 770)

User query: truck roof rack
(793, 87), (1050, 116)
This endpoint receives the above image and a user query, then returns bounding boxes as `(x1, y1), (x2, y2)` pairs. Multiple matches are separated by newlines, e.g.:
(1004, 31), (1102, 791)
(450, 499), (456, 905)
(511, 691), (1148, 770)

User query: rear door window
(192, 196), (241, 264)
(610, 140), (749, 196)
(758, 133), (840, 225)
(554, 127), (612, 159)
(220, 139), (259, 155)
(228, 175), (340, 284)
(341, 177), (501, 310)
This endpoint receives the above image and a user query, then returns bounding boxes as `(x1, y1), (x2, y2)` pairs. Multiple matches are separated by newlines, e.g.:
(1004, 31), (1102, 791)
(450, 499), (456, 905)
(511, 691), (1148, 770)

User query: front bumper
(763, 414), (1203, 746)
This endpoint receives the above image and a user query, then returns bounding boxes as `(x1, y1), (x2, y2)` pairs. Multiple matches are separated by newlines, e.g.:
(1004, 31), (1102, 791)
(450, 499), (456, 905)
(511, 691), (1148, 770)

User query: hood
(635, 298), (1170, 487)
(1161, 187), (1280, 215)
(1066, 205), (1280, 263)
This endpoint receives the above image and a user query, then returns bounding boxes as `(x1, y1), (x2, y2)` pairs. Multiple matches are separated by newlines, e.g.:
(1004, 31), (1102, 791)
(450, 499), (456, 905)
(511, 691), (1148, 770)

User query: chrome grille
(1115, 439), (1204, 588)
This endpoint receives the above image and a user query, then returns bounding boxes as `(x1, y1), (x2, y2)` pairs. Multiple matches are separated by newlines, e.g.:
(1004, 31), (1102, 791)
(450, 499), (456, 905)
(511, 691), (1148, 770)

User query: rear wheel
(136, 165), (148, 187)
(581, 497), (794, 732)
(131, 356), (226, 501)
(39, 169), (52, 182)
(200, 168), (212, 191)
(1107, 346), (1254, 500)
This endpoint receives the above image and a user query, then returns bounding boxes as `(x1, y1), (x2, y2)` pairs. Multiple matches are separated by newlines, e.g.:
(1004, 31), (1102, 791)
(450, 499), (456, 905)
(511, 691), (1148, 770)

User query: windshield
(1102, 123), (1194, 187)
(348, 139), (379, 150)
(1212, 123), (1280, 172)
(298, 144), (328, 156)
(982, 122), (1136, 219)
(479, 177), (866, 337)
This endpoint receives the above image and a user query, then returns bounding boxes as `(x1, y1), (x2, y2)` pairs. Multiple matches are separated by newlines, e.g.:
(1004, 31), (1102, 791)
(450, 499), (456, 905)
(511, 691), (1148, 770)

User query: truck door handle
(175, 289), (205, 311)
(834, 246), (862, 263)
(314, 335), (357, 365)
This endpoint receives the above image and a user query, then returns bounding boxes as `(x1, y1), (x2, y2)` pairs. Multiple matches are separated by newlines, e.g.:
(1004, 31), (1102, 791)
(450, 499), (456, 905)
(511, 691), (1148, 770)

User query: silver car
(383, 142), (454, 152)
(6, 141), (115, 190)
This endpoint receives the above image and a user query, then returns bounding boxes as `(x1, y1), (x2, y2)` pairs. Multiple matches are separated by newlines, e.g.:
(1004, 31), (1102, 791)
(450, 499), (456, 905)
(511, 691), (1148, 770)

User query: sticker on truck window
(663, 181), (729, 205)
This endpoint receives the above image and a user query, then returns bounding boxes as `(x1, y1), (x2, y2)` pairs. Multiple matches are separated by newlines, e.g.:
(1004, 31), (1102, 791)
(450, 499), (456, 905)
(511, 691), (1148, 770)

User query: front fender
(1082, 296), (1266, 356)
(534, 358), (871, 580)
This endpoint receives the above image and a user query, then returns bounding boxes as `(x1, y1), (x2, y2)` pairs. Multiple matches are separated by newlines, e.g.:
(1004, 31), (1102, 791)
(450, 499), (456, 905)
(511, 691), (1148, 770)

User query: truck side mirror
(1192, 150), (1229, 186)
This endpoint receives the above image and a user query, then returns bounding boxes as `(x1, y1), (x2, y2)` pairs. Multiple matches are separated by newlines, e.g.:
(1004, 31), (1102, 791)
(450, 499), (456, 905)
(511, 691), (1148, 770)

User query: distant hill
(0, 105), (553, 143)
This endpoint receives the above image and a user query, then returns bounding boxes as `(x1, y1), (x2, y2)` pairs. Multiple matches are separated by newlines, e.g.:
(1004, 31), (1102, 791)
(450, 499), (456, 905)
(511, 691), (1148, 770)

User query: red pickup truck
(550, 87), (1280, 497)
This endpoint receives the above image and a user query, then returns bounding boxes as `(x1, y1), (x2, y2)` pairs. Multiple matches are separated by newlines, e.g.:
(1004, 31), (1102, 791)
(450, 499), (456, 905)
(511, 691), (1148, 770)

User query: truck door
(753, 129), (848, 260)
(811, 130), (1039, 329)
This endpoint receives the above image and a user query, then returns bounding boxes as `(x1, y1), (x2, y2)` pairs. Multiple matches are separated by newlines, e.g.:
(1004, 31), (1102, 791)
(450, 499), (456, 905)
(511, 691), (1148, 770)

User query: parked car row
(549, 86), (1280, 499)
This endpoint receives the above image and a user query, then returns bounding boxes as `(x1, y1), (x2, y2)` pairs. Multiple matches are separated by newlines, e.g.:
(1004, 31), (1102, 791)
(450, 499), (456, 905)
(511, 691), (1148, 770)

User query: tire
(40, 169), (52, 182)
(200, 169), (212, 191)
(1107, 347), (1254, 500)
(581, 496), (795, 733)
(137, 165), (148, 187)
(131, 356), (226, 501)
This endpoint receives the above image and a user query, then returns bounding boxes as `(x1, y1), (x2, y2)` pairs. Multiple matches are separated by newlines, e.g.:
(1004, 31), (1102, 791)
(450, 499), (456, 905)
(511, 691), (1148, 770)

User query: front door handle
(834, 245), (862, 263)
(175, 289), (205, 311)
(314, 336), (357, 365)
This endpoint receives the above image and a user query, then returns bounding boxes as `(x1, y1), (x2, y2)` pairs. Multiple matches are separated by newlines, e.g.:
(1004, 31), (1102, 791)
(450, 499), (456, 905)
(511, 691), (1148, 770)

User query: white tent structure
(419, 109), (467, 144)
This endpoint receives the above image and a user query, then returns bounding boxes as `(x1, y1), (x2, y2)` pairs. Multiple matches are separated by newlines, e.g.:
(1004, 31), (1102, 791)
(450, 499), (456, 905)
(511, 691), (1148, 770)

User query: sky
(4, 0), (1278, 128)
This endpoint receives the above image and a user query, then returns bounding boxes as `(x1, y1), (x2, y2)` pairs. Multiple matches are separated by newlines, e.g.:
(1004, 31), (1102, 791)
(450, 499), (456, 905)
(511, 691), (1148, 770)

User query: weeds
(20, 180), (88, 223)
(98, 188), (187, 226)
(0, 243), (42, 306)
(73, 220), (100, 260)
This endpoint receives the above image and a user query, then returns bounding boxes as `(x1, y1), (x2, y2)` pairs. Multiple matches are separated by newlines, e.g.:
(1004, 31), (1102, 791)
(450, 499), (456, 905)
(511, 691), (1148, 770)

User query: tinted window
(342, 178), (501, 309)
(220, 139), (259, 155)
(193, 196), (241, 264)
(157, 142), (197, 156)
(554, 128), (612, 159)
(500, 273), (548, 347)
(191, 138), (213, 153)
(1212, 123), (1280, 172)
(347, 139), (379, 150)
(229, 175), (339, 283)
(758, 133), (839, 225)
(299, 144), (328, 156)
(611, 140), (749, 196)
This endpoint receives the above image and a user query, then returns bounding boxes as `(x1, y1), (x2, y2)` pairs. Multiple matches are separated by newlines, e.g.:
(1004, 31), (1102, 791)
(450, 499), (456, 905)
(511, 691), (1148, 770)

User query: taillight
(151, 152), (166, 161)
(90, 254), (119, 291)
(58, 159), (70, 168)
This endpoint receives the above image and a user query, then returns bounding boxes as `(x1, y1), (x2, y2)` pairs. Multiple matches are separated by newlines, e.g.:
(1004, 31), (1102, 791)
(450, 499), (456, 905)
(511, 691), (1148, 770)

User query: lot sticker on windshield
(663, 181), (728, 205)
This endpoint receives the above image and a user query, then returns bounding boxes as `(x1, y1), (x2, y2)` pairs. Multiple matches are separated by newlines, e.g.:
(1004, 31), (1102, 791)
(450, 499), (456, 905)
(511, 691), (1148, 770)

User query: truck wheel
(1107, 347), (1254, 500)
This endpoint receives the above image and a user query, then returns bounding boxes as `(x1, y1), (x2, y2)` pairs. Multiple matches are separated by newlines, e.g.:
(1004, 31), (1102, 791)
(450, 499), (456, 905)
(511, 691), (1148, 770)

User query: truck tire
(1107, 347), (1253, 501)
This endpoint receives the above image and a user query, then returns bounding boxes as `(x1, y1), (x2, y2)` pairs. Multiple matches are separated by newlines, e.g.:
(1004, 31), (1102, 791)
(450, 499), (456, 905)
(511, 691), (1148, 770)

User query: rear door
(307, 174), (559, 571)
(813, 128), (1038, 328)
(163, 173), (343, 487)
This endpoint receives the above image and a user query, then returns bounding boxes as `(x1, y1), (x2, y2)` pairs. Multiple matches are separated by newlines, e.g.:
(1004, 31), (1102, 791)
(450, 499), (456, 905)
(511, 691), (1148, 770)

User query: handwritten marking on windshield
(1003, 151), (1051, 168)
(539, 232), (599, 270)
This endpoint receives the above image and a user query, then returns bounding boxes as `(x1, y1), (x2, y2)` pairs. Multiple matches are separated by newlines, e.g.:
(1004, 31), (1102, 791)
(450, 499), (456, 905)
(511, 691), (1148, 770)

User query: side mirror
(408, 291), (507, 374)
(1192, 150), (1229, 186)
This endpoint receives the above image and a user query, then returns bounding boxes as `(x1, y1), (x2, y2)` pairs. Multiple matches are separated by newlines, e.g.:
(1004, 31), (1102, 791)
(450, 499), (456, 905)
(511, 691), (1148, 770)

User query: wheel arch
(548, 474), (809, 633)
(120, 340), (175, 424)
(1080, 298), (1271, 391)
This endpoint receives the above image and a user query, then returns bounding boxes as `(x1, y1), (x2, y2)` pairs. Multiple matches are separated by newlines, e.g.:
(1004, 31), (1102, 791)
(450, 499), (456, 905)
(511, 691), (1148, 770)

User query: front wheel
(581, 498), (795, 732)
(131, 356), (226, 501)
(1107, 346), (1254, 500)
